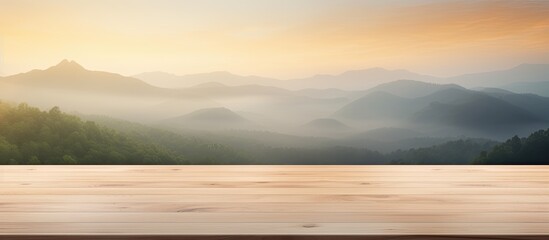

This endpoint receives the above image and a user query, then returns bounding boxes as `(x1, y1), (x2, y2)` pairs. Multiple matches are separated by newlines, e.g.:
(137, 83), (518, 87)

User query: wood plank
(1, 166), (548, 237)
(1, 202), (548, 213)
(3, 187), (549, 195)
(0, 236), (546, 240)
(3, 176), (547, 182)
(5, 171), (549, 177)
(2, 180), (549, 188)
(3, 194), (549, 203)
(1, 223), (549, 234)
(2, 212), (548, 223)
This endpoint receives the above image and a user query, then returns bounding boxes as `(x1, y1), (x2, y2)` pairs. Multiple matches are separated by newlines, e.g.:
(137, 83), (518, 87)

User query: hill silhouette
(334, 87), (547, 138)
(181, 107), (248, 122)
(135, 71), (280, 88)
(363, 80), (464, 98)
(413, 96), (541, 128)
(334, 91), (413, 121)
(3, 60), (164, 96)
(286, 68), (437, 90)
(501, 81), (549, 97)
(164, 107), (255, 130)
(304, 118), (351, 130)
(446, 64), (549, 88)
(133, 64), (549, 91)
(483, 91), (549, 120)
(1, 60), (549, 154)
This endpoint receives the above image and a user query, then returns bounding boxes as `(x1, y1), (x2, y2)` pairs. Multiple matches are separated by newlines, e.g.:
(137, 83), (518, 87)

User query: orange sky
(0, 0), (548, 78)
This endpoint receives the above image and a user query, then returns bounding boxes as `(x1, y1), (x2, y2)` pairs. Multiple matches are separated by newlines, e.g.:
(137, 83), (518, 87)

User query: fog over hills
(500, 81), (549, 97)
(349, 128), (424, 143)
(180, 107), (248, 122)
(363, 80), (464, 98)
(334, 87), (548, 139)
(135, 71), (281, 89)
(285, 68), (439, 90)
(304, 118), (351, 130)
(334, 91), (413, 123)
(2, 60), (549, 152)
(294, 88), (359, 99)
(475, 87), (515, 95)
(190, 82), (227, 88)
(482, 91), (549, 121)
(4, 0), (549, 165)
(444, 64), (549, 88)
(135, 67), (439, 91)
(412, 93), (542, 128)
(162, 107), (257, 130)
(135, 64), (549, 91)
(299, 118), (353, 137)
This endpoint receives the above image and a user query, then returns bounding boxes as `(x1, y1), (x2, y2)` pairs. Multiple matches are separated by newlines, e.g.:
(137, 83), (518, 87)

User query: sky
(0, 0), (548, 78)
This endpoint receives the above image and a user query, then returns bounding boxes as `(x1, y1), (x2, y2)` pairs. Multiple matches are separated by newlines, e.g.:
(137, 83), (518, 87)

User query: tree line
(0, 102), (184, 164)
(1, 101), (547, 165)
(475, 129), (549, 164)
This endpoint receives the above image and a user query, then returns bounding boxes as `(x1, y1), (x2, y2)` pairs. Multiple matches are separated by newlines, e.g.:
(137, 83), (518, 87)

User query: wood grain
(0, 165), (548, 239)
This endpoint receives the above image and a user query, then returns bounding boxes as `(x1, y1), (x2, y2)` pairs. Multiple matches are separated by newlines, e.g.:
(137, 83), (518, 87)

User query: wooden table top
(0, 165), (548, 239)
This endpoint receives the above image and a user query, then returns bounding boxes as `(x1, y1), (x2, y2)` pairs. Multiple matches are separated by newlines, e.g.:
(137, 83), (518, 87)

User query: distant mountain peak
(58, 59), (70, 65)
(48, 59), (85, 71)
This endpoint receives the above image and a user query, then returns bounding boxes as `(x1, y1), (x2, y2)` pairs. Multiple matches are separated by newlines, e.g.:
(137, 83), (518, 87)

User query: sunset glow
(1, 0), (548, 78)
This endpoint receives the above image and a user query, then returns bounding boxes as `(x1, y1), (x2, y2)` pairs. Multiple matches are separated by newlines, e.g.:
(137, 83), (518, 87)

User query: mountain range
(2, 60), (549, 141)
(134, 63), (549, 91)
(444, 64), (549, 88)
(500, 81), (549, 97)
(135, 71), (280, 89)
(334, 87), (548, 138)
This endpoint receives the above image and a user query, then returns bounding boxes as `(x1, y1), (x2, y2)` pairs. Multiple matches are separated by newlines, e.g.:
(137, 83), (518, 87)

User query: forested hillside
(82, 115), (388, 165)
(0, 102), (185, 164)
(0, 102), (389, 165)
(2, 101), (548, 165)
(475, 129), (549, 164)
(388, 139), (497, 164)
(79, 114), (251, 164)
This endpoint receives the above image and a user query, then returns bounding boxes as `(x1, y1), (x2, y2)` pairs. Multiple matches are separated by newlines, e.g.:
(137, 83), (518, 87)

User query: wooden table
(0, 166), (548, 240)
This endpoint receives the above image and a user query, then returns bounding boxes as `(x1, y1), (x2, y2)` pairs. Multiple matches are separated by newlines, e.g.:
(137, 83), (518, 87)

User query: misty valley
(1, 60), (549, 165)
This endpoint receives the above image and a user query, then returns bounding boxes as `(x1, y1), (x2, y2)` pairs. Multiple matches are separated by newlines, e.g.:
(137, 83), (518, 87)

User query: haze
(1, 0), (548, 78)
(1, 0), (549, 165)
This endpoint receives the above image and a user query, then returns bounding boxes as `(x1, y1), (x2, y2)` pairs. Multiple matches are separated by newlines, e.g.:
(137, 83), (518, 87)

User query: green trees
(0, 136), (20, 164)
(3, 101), (548, 165)
(475, 129), (549, 164)
(388, 139), (497, 164)
(61, 155), (77, 164)
(0, 102), (184, 164)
